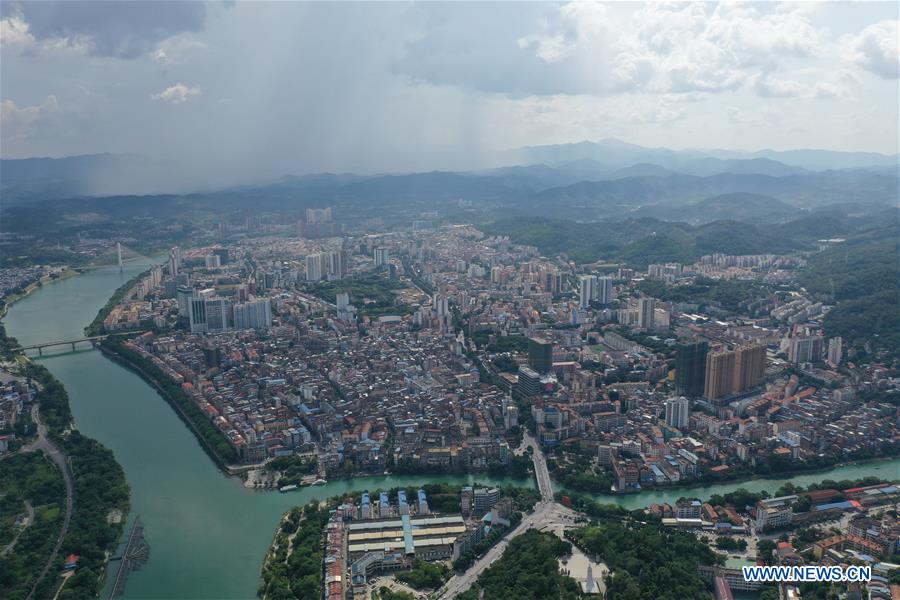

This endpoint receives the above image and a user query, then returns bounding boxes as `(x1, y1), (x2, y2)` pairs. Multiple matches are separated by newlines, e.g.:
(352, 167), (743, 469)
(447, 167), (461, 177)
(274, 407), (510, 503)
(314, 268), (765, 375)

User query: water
(2, 264), (529, 599)
(3, 264), (897, 599)
(569, 460), (900, 511)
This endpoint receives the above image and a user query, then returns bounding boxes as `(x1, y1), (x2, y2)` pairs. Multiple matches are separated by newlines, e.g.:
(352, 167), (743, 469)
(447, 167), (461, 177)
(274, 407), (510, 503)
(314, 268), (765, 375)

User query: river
(3, 263), (898, 599)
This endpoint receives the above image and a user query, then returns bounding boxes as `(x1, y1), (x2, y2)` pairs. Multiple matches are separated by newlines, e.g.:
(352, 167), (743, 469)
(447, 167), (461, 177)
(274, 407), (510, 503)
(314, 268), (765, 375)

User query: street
(436, 431), (571, 598)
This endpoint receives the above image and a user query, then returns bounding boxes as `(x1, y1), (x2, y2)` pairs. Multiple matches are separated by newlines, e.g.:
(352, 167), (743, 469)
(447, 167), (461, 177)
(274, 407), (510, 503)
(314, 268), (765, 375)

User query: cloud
(846, 20), (900, 79)
(151, 83), (201, 104)
(1, 95), (59, 140)
(0, 1), (896, 177)
(753, 75), (806, 98)
(398, 2), (829, 98)
(0, 14), (35, 50)
(727, 105), (784, 126)
(151, 33), (207, 64)
(0, 1), (207, 58)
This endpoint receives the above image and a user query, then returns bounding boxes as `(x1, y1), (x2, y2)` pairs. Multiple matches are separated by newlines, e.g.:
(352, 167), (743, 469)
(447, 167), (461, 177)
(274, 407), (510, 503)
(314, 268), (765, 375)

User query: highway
(436, 432), (573, 598)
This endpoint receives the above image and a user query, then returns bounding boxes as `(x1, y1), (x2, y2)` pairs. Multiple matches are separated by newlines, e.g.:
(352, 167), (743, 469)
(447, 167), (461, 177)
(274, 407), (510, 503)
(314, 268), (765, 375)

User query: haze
(1, 1), (898, 193)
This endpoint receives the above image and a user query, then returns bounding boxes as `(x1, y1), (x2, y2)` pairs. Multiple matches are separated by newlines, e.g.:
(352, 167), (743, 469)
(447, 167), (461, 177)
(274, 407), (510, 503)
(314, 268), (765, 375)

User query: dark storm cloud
(1, 0), (207, 58)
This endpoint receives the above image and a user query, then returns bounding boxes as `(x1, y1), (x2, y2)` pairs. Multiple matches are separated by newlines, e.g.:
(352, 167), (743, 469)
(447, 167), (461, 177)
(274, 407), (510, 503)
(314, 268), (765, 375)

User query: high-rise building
(373, 247), (389, 267)
(336, 292), (350, 311)
(827, 337), (843, 364)
(306, 207), (332, 224)
(306, 253), (325, 281)
(168, 250), (179, 278)
(733, 344), (766, 394)
(544, 271), (563, 295)
(675, 341), (708, 397)
(705, 349), (736, 399)
(517, 366), (542, 397)
(233, 298), (272, 330)
(638, 297), (656, 329)
(189, 297), (229, 333)
(789, 335), (824, 364)
(578, 275), (595, 309)
(328, 250), (349, 278)
(176, 286), (196, 317)
(433, 295), (449, 317)
(305, 250), (348, 282)
(527, 337), (554, 374)
(204, 254), (221, 269)
(595, 276), (613, 305)
(704, 344), (766, 399)
(664, 396), (690, 429)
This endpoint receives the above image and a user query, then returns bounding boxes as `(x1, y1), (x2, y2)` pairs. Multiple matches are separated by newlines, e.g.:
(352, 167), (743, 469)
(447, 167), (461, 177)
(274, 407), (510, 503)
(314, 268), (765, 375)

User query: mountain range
(2, 139), (897, 228)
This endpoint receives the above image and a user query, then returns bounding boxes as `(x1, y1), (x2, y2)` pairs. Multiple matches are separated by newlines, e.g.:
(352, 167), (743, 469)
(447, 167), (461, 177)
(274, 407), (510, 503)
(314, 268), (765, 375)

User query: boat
(278, 484), (298, 493)
(313, 478), (327, 486)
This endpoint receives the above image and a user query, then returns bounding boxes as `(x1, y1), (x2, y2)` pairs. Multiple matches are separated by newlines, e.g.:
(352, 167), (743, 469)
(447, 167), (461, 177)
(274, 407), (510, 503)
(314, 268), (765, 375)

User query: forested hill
(481, 207), (897, 267)
(799, 227), (900, 363)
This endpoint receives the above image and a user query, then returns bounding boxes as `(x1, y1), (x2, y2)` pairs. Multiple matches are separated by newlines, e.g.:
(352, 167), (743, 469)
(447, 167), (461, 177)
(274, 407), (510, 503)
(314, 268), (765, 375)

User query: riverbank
(560, 454), (900, 499)
(0, 326), (130, 599)
(84, 268), (152, 337)
(0, 267), (80, 319)
(91, 336), (900, 501)
(98, 339), (237, 471)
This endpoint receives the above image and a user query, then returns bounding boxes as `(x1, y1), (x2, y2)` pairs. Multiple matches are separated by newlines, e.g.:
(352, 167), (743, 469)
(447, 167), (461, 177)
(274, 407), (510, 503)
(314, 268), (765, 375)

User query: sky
(1, 1), (898, 185)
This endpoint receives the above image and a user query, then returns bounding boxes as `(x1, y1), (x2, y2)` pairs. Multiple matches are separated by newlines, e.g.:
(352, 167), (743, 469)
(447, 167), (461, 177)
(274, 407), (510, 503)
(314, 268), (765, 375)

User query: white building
(233, 298), (272, 330)
(664, 396), (690, 429)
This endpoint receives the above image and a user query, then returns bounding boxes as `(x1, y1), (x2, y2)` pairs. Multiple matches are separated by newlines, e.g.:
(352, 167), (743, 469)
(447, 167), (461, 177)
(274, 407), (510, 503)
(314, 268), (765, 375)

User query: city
(1, 2), (899, 600)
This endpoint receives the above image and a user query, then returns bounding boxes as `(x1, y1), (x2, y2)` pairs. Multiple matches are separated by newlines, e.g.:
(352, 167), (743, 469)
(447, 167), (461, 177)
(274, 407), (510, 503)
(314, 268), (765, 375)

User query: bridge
(20, 332), (141, 355)
(108, 516), (150, 600)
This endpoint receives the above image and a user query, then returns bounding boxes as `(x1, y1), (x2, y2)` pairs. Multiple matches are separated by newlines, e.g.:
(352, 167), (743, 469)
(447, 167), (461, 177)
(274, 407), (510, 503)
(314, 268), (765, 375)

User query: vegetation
(306, 274), (405, 315)
(395, 558), (450, 590)
(56, 432), (130, 599)
(265, 455), (318, 488)
(547, 443), (614, 494)
(457, 530), (581, 600)
(472, 332), (528, 353)
(706, 488), (768, 510)
(0, 326), (130, 600)
(452, 521), (516, 572)
(556, 492), (630, 522)
(492, 355), (519, 373)
(101, 339), (239, 465)
(372, 588), (415, 600)
(482, 216), (807, 268)
(0, 453), (66, 600)
(638, 277), (773, 314)
(799, 231), (900, 362)
(259, 503), (330, 600)
(714, 536), (747, 551)
(567, 521), (719, 600)
(757, 539), (777, 563)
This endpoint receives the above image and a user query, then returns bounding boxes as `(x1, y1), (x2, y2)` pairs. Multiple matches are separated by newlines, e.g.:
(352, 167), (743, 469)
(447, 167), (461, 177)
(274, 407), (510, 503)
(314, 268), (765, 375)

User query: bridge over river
(20, 332), (143, 355)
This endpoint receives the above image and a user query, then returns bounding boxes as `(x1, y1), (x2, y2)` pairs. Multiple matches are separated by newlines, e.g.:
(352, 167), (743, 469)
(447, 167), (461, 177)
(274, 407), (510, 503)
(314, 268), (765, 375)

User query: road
(524, 432), (554, 503)
(1, 500), (34, 557)
(436, 432), (571, 598)
(24, 404), (75, 600)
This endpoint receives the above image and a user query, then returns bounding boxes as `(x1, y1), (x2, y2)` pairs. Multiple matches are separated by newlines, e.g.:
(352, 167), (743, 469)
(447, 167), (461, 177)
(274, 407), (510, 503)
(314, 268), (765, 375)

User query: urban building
(789, 335), (824, 364)
(528, 337), (554, 374)
(675, 341), (708, 397)
(664, 396), (690, 429)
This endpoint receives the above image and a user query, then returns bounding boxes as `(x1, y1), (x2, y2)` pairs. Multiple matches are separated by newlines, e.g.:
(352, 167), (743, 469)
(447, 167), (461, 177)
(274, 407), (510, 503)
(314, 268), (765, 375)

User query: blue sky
(1, 1), (897, 181)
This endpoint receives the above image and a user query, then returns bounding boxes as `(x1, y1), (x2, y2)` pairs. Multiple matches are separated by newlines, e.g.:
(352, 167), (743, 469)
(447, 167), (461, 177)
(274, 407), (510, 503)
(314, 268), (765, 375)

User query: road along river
(4, 263), (898, 598)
